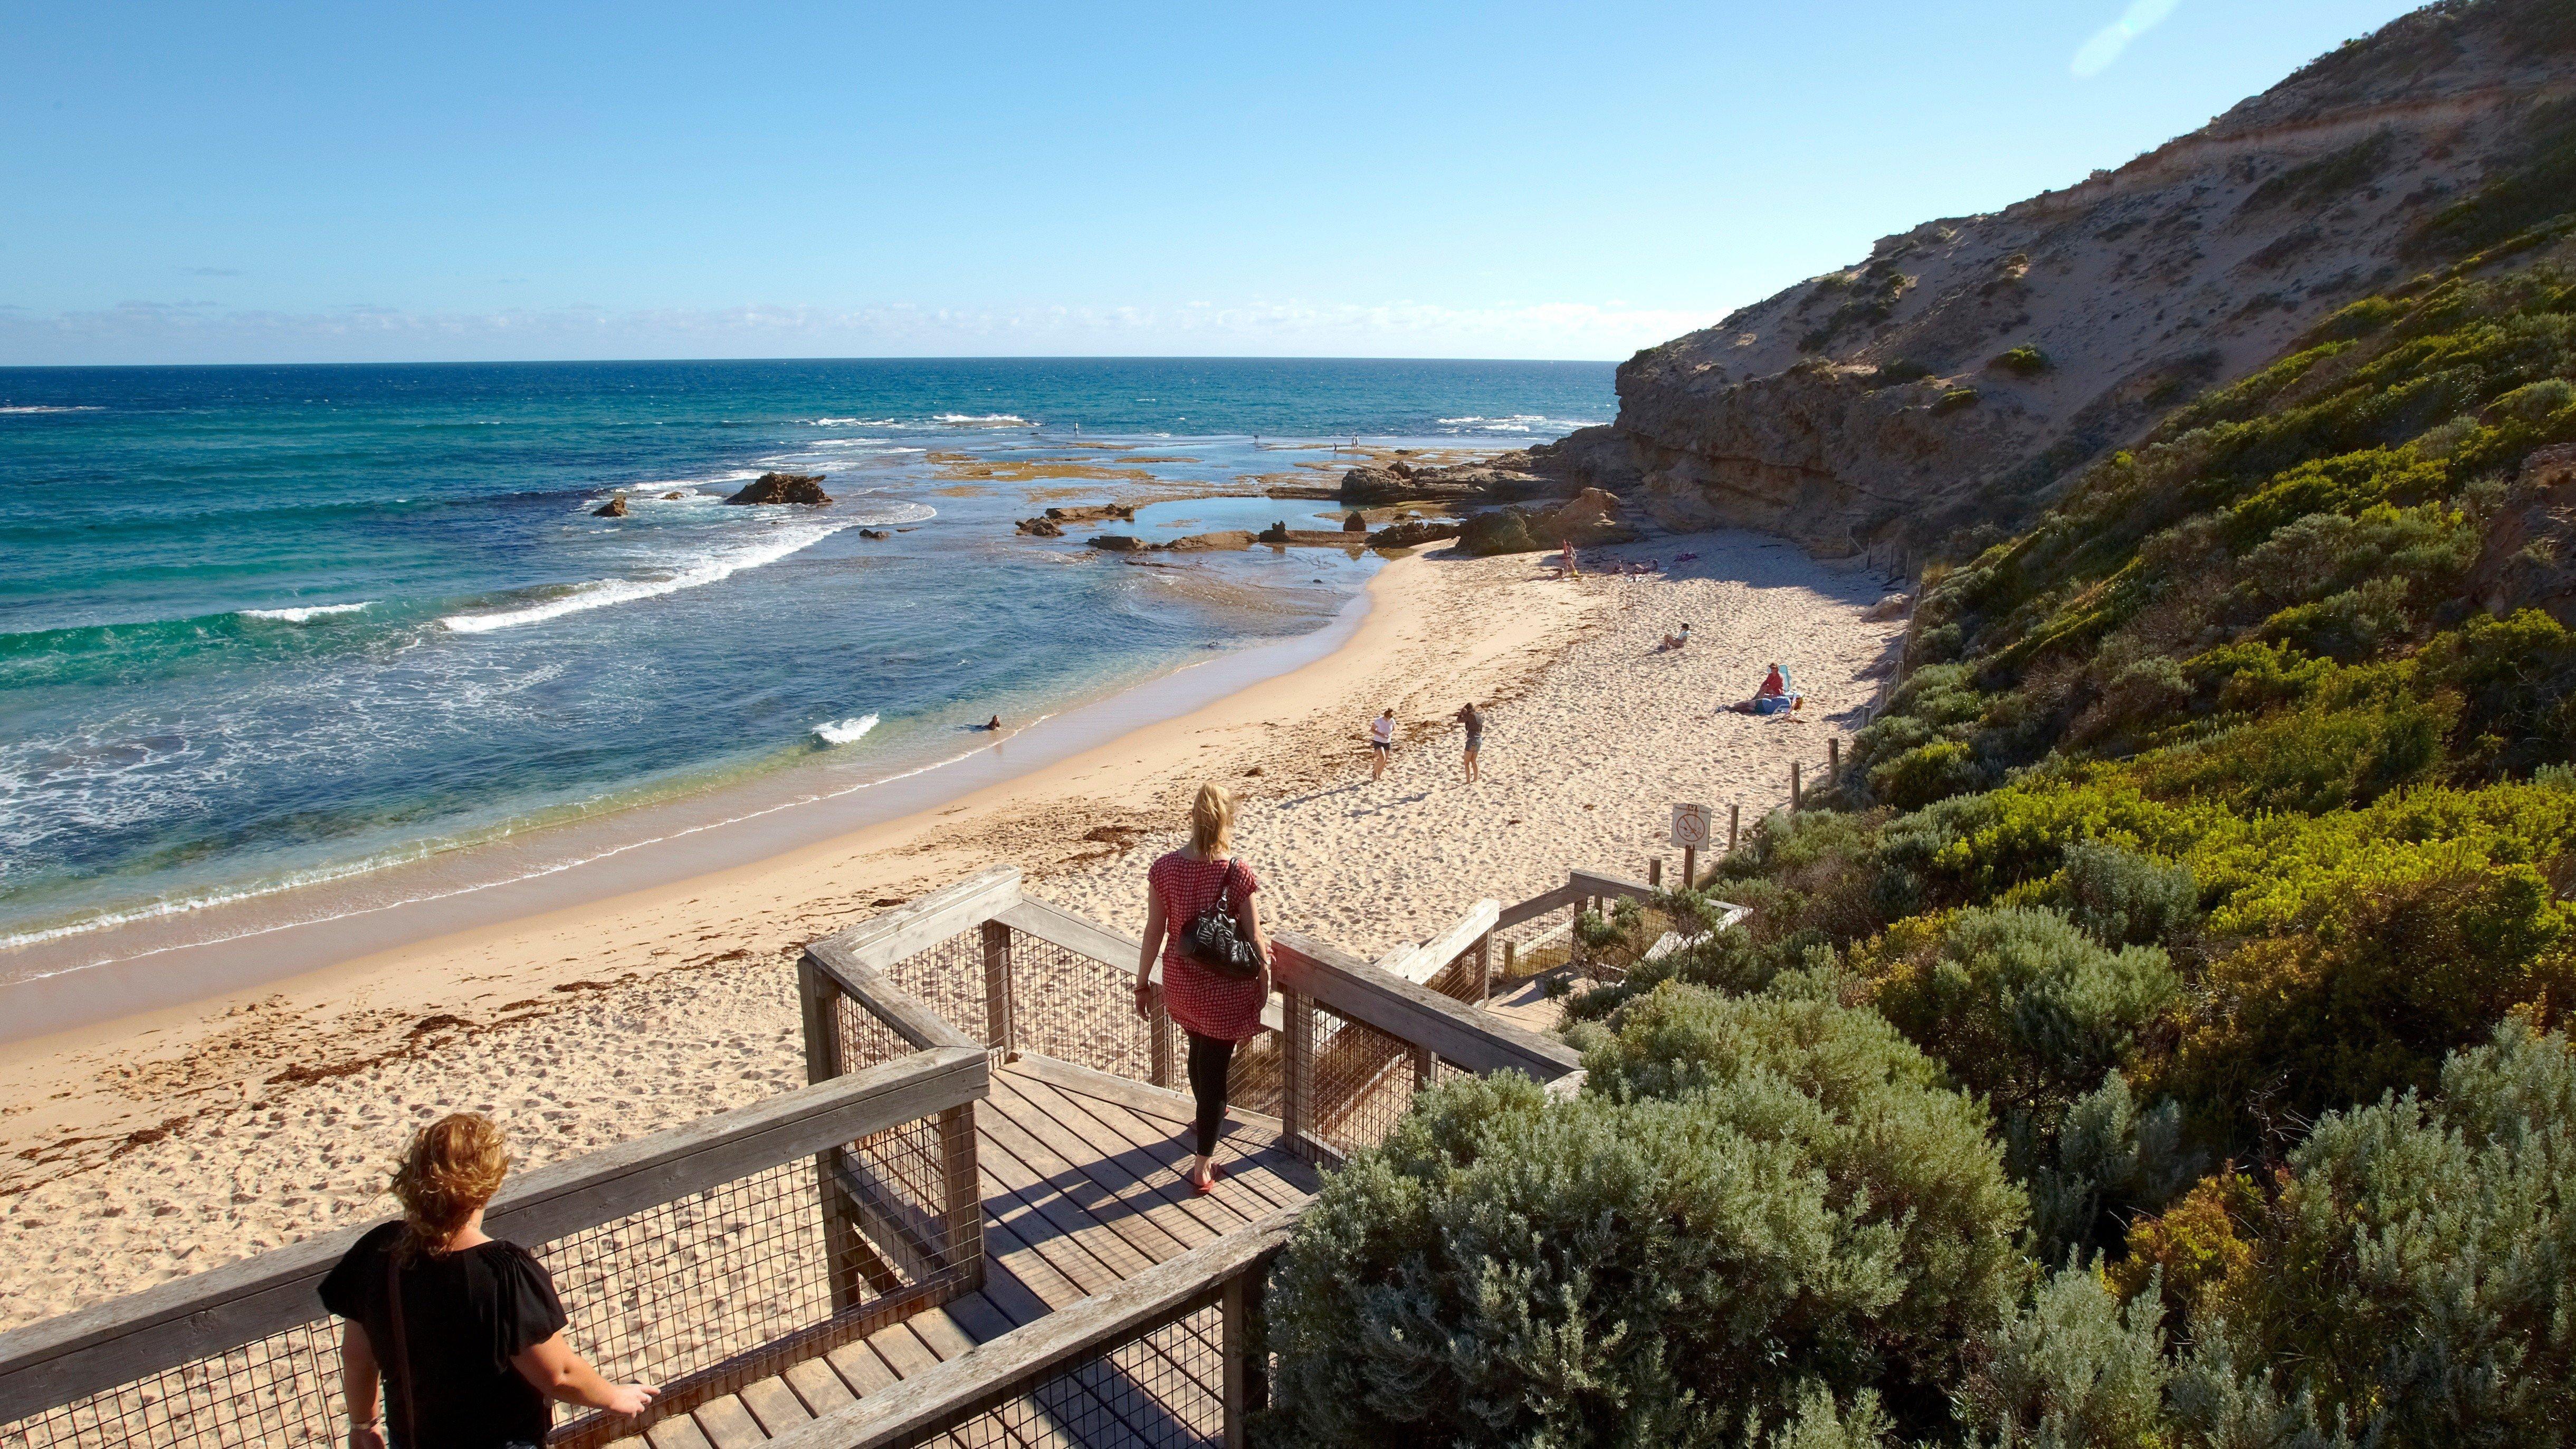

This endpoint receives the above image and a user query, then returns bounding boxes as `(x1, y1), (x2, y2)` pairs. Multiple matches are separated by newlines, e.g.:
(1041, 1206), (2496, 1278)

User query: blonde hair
(392, 1113), (510, 1256)
(1188, 783), (1235, 856)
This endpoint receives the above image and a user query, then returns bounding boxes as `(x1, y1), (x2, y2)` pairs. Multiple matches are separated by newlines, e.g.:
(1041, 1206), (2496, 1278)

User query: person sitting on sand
(1133, 784), (1272, 1194)
(1724, 663), (1801, 716)
(1369, 708), (1397, 780)
(1456, 702), (1484, 784)
(322, 1114), (653, 1449)
(1661, 623), (1693, 651)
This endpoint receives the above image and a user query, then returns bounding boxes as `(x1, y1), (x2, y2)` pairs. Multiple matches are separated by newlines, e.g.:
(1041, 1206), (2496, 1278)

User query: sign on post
(1669, 803), (1713, 850)
(1671, 803), (1712, 891)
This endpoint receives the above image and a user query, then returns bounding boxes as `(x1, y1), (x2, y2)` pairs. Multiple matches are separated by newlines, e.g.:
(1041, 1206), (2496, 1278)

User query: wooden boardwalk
(608, 1056), (1320, 1449)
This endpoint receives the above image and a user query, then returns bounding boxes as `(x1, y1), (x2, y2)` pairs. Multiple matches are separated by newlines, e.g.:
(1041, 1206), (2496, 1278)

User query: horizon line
(0, 351), (1633, 373)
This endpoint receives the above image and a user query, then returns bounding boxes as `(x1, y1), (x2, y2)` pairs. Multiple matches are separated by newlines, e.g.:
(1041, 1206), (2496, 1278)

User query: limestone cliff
(1544, 0), (2576, 557)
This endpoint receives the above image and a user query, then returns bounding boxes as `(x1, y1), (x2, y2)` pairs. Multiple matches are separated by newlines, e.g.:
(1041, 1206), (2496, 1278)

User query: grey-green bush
(2192, 1019), (2576, 1446)
(1870, 905), (2180, 1118)
(1263, 987), (2027, 1446)
(2015, 1072), (2197, 1264)
(1961, 1261), (2172, 1449)
(2053, 843), (2199, 949)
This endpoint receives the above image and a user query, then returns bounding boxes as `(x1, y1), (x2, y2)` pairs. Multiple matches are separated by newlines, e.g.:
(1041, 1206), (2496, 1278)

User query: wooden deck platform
(609, 1056), (1320, 1449)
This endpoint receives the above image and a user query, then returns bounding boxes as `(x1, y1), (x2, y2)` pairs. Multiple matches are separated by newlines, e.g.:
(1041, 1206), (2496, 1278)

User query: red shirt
(1149, 851), (1269, 1042)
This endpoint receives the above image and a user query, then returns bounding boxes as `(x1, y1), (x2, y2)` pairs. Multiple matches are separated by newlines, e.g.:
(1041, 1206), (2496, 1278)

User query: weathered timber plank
(784, 1358), (858, 1415)
(812, 867), (1022, 982)
(645, 1413), (718, 1449)
(1005, 1075), (1263, 1240)
(1496, 881), (1577, 930)
(692, 1396), (769, 1449)
(1032, 1071), (1313, 1215)
(740, 1376), (816, 1435)
(978, 1090), (1195, 1266)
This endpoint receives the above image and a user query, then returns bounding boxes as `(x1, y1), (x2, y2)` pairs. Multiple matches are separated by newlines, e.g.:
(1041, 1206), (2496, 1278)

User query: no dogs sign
(1670, 803), (1714, 850)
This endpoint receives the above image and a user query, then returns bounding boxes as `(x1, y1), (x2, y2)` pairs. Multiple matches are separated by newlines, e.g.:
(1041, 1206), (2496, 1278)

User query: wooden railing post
(938, 1103), (984, 1293)
(799, 957), (867, 1312)
(1223, 1261), (1271, 1447)
(1281, 990), (1314, 1160)
(1473, 931), (1492, 1004)
(980, 920), (1014, 1057)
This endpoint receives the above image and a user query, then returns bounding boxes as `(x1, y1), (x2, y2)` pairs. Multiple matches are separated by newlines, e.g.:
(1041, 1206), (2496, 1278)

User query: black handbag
(1181, 859), (1264, 979)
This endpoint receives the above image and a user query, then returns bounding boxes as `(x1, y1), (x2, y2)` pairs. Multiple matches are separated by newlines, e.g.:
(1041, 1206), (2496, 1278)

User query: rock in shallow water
(724, 472), (832, 505)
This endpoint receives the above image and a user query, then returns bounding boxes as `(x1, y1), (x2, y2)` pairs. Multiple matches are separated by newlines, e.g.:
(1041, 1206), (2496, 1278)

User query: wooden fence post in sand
(1830, 737), (1840, 777)
(1680, 846), (1696, 890)
(1728, 803), (1741, 855)
(1648, 857), (1662, 887)
(1792, 761), (1803, 811)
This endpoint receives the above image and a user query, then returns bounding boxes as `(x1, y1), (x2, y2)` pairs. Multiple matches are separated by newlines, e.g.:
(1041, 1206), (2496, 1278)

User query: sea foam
(440, 523), (848, 634)
(240, 602), (374, 623)
(811, 713), (880, 746)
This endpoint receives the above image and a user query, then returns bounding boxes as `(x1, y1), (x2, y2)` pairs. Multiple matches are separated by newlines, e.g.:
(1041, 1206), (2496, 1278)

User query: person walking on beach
(1456, 702), (1484, 784)
(322, 1114), (653, 1449)
(1369, 708), (1397, 780)
(1133, 785), (1272, 1194)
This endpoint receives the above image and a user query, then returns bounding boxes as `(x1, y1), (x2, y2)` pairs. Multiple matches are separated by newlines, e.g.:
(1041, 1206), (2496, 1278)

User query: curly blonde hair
(1188, 783), (1235, 856)
(392, 1113), (510, 1256)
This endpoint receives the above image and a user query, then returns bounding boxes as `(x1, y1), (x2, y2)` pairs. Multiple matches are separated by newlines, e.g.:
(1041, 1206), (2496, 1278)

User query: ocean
(0, 357), (1611, 979)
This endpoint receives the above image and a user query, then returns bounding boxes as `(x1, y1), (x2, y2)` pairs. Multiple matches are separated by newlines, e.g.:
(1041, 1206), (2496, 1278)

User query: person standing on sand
(1456, 702), (1484, 784)
(323, 1114), (653, 1449)
(1369, 708), (1397, 780)
(1133, 785), (1272, 1194)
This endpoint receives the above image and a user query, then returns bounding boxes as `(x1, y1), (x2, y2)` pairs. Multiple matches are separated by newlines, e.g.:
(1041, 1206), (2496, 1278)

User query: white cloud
(0, 297), (1714, 365)
(2073, 0), (2183, 78)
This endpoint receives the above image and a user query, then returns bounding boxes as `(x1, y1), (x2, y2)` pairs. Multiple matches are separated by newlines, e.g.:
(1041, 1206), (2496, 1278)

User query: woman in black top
(321, 1113), (652, 1448)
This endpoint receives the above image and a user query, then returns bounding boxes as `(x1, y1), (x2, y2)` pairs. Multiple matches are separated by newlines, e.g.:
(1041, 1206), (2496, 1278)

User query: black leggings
(1185, 1031), (1235, 1157)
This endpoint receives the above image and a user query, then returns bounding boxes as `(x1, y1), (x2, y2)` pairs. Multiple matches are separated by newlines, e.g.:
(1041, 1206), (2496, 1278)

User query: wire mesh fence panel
(1008, 932), (1155, 1082)
(4, 1118), (968, 1448)
(1420, 948), (1487, 1006)
(1, 1320), (342, 1449)
(1305, 1003), (1425, 1159)
(884, 1298), (1229, 1448)
(834, 987), (924, 1072)
(1225, 1031), (1286, 1120)
(878, 927), (994, 1046)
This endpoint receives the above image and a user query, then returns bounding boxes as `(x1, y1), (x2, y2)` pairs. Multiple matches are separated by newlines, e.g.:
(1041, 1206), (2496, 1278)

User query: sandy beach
(0, 531), (1903, 1329)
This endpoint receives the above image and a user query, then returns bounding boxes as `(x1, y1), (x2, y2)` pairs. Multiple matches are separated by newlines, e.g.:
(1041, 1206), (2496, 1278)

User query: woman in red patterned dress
(1133, 783), (1273, 1193)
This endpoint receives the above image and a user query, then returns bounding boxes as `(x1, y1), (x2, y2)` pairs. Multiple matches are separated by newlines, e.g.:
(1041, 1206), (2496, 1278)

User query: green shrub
(1265, 990), (2027, 1446)
(1935, 386), (1982, 416)
(1874, 358), (1934, 387)
(2016, 1072), (2196, 1264)
(2168, 863), (2576, 1142)
(1864, 905), (2180, 1119)
(1990, 345), (2053, 378)
(1872, 739), (1985, 810)
(2052, 842), (2198, 948)
(1960, 1260), (2174, 1449)
(2192, 1022), (2576, 1445)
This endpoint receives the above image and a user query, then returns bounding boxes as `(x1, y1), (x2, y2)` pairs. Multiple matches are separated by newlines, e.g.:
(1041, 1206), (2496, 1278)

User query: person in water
(322, 1114), (652, 1449)
(985, 715), (1001, 731)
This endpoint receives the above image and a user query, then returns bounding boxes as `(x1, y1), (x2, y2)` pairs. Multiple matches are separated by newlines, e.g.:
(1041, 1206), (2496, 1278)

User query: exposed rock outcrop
(1085, 535), (1149, 553)
(2470, 444), (2576, 625)
(1015, 517), (1065, 537)
(1459, 488), (1640, 557)
(1561, 2), (2576, 557)
(725, 472), (832, 506)
(1366, 520), (1463, 549)
(593, 495), (628, 518)
(1164, 530), (1255, 552)
(1046, 504), (1135, 523)
(1340, 453), (1561, 505)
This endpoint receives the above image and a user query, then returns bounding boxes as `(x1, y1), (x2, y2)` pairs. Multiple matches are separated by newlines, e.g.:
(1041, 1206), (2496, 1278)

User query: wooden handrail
(0, 1046), (990, 1417)
(1496, 882), (1577, 930)
(807, 866), (1023, 987)
(1377, 899), (1499, 984)
(1271, 932), (1581, 1083)
(763, 1209), (1304, 1449)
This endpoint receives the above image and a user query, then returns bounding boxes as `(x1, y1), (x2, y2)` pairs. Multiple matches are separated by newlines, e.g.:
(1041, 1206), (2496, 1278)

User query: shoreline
(0, 530), (1906, 1328)
(0, 575), (1379, 1042)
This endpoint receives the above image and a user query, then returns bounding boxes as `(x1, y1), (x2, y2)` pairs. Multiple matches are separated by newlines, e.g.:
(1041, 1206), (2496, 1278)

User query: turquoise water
(0, 358), (1610, 961)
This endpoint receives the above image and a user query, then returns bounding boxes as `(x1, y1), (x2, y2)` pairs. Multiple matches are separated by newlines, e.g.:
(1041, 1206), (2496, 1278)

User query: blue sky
(1, 0), (2424, 365)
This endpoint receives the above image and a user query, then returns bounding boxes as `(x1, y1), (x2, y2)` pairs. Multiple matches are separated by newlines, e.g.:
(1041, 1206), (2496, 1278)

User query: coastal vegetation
(1262, 168), (2576, 1448)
